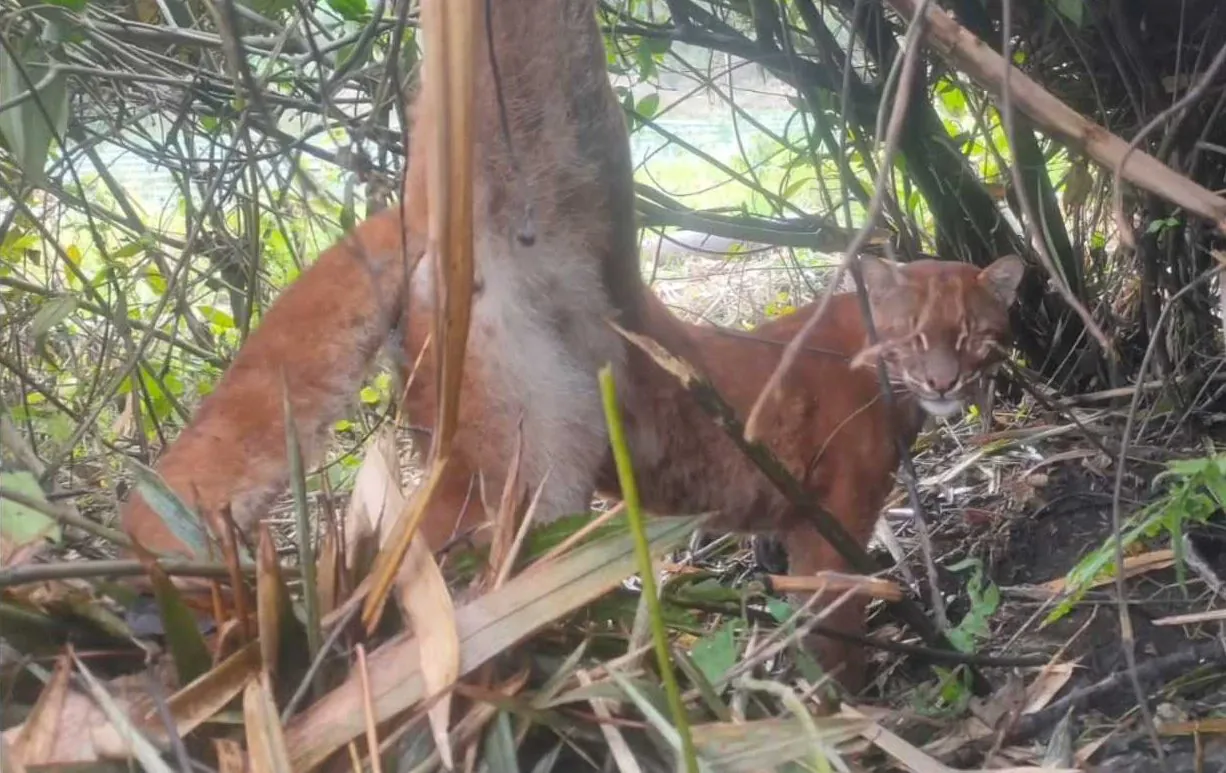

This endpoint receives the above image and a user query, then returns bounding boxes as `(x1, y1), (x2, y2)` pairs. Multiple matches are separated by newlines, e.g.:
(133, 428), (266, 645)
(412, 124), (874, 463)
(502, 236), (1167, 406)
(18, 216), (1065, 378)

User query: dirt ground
(843, 403), (1226, 771)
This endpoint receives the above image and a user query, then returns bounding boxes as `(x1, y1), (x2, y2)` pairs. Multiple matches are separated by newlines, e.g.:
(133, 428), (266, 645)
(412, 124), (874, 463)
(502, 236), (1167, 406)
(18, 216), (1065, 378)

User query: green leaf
(643, 35), (672, 55)
(326, 0), (367, 22)
(144, 266), (167, 294)
(691, 621), (738, 685)
(782, 176), (812, 201)
(480, 712), (520, 773)
(0, 470), (62, 546)
(0, 42), (71, 189)
(143, 555), (213, 684)
(199, 305), (235, 331)
(938, 83), (967, 116)
(634, 39), (658, 79)
(111, 241), (146, 260)
(765, 597), (793, 622)
(1052, 0), (1084, 27)
(28, 292), (77, 354)
(637, 92), (661, 119)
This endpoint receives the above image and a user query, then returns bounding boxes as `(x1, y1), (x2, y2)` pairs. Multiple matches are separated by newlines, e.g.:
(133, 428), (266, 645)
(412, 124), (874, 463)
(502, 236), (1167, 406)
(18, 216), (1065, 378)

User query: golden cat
(118, 0), (641, 557)
(401, 246), (1024, 690)
(115, 0), (1025, 694)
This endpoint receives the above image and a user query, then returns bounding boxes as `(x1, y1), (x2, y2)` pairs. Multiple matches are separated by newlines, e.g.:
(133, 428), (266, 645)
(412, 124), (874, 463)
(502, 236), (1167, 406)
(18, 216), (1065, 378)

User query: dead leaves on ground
(1, 421), (717, 772)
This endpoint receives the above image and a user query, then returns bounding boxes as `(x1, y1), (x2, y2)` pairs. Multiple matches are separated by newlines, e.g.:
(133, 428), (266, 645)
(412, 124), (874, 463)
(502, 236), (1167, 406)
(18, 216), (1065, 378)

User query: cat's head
(853, 254), (1025, 418)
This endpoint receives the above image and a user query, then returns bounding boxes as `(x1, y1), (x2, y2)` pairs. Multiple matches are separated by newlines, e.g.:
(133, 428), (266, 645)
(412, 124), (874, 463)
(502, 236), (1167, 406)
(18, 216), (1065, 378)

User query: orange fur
(602, 256), (1024, 692)
(402, 251), (1025, 691)
(119, 0), (639, 558)
(115, 0), (1025, 694)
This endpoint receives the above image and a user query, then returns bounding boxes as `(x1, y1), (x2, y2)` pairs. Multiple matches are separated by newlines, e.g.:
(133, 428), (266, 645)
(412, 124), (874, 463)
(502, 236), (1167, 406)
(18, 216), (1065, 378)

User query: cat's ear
(857, 255), (903, 302)
(979, 254), (1025, 306)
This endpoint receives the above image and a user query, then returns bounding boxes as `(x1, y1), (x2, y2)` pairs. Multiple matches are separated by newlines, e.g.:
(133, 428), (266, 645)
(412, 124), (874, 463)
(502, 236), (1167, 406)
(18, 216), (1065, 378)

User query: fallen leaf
(285, 514), (704, 770)
(244, 670), (293, 773)
(256, 521), (291, 681)
(576, 669), (642, 773)
(215, 738), (247, 773)
(844, 703), (1080, 773)
(688, 716), (868, 772)
(350, 427), (460, 769)
(1, 671), (156, 764)
(1022, 661), (1076, 714)
(9, 653), (72, 765)
(72, 652), (175, 773)
(1153, 608), (1226, 626)
(153, 640), (262, 743)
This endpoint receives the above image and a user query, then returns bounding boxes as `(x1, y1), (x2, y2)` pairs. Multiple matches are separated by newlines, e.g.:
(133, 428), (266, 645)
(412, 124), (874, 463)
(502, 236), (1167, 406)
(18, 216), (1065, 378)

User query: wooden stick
(768, 571), (904, 601)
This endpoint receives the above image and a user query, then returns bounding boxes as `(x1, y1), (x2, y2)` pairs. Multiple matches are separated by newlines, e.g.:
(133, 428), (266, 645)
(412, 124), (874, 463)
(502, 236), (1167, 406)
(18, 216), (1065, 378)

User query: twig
(0, 558), (289, 588)
(0, 486), (133, 548)
(281, 597), (361, 723)
(997, 358), (1114, 458)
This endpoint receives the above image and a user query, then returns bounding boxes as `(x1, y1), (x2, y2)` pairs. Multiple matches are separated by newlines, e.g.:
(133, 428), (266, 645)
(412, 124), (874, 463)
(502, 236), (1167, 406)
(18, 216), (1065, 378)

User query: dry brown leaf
(969, 672), (1028, 730)
(1021, 661), (1076, 714)
(71, 653), (175, 772)
(576, 669), (642, 773)
(256, 521), (286, 680)
(355, 644), (385, 773)
(686, 716), (868, 771)
(9, 653), (72, 766)
(842, 704), (1080, 773)
(360, 0), (479, 640)
(1, 669), (158, 765)
(921, 661), (1075, 759)
(244, 670), (293, 773)
(316, 507), (343, 617)
(493, 473), (549, 590)
(1158, 717), (1226, 735)
(155, 640), (262, 743)
(284, 514), (702, 770)
(1074, 732), (1114, 765)
(350, 427), (459, 770)
(214, 738), (247, 773)
(0, 734), (30, 773)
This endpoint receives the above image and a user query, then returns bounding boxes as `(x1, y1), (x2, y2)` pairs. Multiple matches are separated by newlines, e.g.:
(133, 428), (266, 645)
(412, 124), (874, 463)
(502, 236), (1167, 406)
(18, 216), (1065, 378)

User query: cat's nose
(925, 374), (958, 395)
